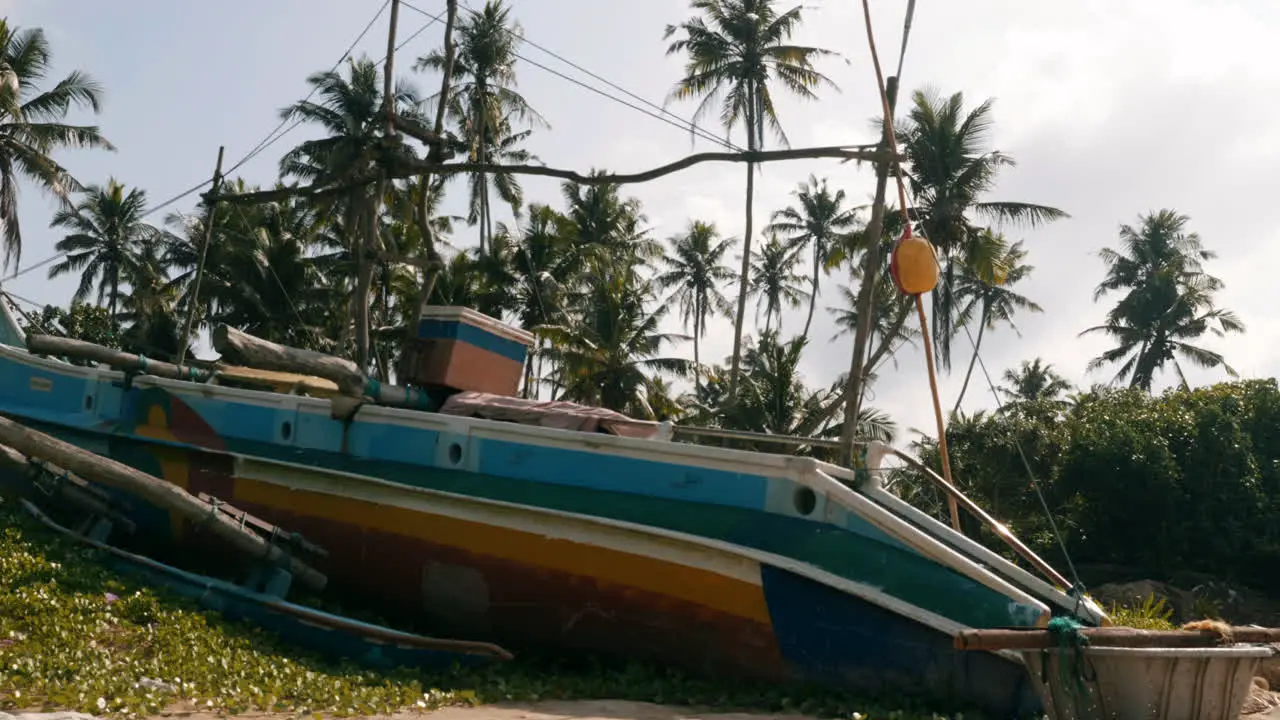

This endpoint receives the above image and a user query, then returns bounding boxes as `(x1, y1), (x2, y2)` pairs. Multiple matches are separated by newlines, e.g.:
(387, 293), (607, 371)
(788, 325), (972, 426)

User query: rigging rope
(960, 322), (1087, 606)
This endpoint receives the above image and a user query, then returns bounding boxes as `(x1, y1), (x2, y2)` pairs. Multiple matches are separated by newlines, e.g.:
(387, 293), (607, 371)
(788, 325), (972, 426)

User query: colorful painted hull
(0, 346), (1085, 716)
(19, 499), (513, 670)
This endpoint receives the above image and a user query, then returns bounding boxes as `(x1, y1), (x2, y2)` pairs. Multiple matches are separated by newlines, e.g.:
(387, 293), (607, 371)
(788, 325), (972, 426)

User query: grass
(0, 499), (970, 720)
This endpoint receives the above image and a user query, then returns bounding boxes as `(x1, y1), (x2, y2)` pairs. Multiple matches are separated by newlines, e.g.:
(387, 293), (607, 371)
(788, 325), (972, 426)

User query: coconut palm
(827, 281), (917, 376)
(951, 236), (1042, 413)
(560, 176), (658, 273)
(766, 174), (859, 339)
(47, 179), (163, 319)
(1082, 211), (1243, 390)
(502, 204), (575, 397)
(901, 89), (1067, 368)
(664, 0), (837, 394)
(278, 55), (426, 369)
(720, 332), (897, 445)
(999, 358), (1072, 408)
(416, 0), (547, 253)
(458, 110), (538, 249)
(748, 234), (809, 334)
(538, 265), (690, 414)
(655, 220), (737, 390)
(0, 20), (114, 268)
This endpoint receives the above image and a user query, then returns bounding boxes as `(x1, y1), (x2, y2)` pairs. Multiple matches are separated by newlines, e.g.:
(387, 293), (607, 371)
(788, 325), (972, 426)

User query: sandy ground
(0, 700), (822, 720)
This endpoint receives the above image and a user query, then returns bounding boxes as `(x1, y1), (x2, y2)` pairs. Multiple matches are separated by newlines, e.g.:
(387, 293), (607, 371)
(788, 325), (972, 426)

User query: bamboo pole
(0, 415), (326, 591)
(955, 626), (1280, 652)
(884, 443), (1071, 590)
(0, 443), (137, 534)
(26, 334), (213, 382)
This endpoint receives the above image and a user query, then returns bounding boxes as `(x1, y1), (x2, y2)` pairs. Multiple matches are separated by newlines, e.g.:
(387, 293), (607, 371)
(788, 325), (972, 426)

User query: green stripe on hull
(205, 434), (1033, 629)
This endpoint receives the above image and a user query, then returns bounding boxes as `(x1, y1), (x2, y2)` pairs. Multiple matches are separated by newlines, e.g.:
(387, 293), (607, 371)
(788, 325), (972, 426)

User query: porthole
(281, 421), (293, 441)
(84, 395), (94, 410)
(447, 442), (463, 466)
(793, 487), (817, 517)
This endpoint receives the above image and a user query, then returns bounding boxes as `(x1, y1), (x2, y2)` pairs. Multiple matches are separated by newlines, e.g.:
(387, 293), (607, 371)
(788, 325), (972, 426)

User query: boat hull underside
(2, 422), (1040, 717)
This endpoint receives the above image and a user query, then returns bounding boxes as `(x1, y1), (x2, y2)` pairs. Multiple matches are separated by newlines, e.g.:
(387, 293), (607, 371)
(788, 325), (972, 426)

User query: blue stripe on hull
(760, 564), (1041, 718)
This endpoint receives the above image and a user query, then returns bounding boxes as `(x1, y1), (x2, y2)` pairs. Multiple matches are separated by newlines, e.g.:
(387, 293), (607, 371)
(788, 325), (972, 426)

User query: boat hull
(0, 349), (1051, 715)
(2, 420), (1041, 716)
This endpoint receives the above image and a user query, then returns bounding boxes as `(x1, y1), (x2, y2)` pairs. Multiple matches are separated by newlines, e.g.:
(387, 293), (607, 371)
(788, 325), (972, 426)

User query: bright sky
(3, 0), (1277, 447)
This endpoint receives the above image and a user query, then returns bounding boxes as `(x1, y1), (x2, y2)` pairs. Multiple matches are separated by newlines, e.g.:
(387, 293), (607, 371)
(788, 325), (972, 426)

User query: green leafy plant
(1107, 593), (1176, 631)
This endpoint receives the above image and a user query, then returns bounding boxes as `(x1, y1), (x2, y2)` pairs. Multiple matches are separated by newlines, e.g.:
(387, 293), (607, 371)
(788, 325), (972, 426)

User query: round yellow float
(889, 231), (940, 296)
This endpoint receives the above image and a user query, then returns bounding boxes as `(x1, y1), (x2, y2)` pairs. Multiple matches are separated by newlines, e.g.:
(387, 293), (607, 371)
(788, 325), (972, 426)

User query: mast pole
(177, 145), (225, 366)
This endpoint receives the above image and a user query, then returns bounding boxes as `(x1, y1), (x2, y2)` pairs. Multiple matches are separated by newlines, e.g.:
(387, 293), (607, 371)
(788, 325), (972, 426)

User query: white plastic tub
(1023, 644), (1275, 720)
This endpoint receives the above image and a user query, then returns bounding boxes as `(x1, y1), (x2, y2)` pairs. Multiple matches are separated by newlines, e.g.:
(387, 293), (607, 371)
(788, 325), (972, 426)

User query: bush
(905, 380), (1280, 595)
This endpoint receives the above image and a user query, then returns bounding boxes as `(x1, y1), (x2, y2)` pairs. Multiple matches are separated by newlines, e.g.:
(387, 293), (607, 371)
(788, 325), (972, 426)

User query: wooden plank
(214, 365), (341, 397)
(195, 492), (328, 558)
(0, 415), (326, 591)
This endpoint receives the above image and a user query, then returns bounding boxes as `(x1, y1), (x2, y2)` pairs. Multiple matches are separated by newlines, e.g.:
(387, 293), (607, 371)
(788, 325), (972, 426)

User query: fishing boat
(0, 299), (1106, 717)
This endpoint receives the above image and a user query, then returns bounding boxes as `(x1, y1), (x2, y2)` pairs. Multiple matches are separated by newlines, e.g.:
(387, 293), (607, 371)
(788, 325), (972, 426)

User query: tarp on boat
(439, 391), (666, 439)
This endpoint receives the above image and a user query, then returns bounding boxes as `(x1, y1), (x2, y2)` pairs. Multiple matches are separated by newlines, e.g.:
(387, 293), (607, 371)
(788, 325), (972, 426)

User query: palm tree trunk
(401, 0), (458, 379)
(692, 296), (702, 392)
(952, 313), (987, 415)
(354, 187), (380, 372)
(727, 86), (758, 400)
(802, 248), (819, 341)
(840, 76), (898, 464)
(109, 271), (119, 322)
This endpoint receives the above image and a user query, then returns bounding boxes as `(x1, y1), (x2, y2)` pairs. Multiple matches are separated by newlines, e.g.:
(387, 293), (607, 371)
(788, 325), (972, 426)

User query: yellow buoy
(889, 232), (939, 296)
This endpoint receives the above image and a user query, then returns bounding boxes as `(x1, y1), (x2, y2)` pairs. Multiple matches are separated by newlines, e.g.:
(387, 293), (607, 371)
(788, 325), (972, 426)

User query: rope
(1045, 616), (1095, 706)
(960, 323), (1087, 607)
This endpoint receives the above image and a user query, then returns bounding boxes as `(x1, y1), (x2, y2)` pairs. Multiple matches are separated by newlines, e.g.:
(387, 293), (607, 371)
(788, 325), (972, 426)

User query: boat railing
(668, 424), (845, 449)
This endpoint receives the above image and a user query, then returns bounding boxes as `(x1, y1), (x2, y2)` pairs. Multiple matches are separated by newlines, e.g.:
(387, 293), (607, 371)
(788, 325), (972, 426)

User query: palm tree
(654, 220), (737, 390)
(664, 0), (837, 395)
(718, 332), (897, 446)
(416, 0), (547, 253)
(457, 110), (538, 249)
(501, 203), (574, 397)
(766, 174), (859, 339)
(47, 179), (162, 319)
(278, 56), (425, 370)
(951, 236), (1042, 413)
(901, 89), (1067, 368)
(999, 358), (1072, 407)
(538, 265), (690, 415)
(560, 176), (659, 273)
(0, 20), (114, 268)
(118, 232), (183, 361)
(827, 280), (917, 377)
(1081, 210), (1244, 390)
(748, 234), (808, 334)
(1082, 276), (1244, 391)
